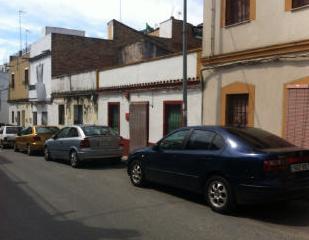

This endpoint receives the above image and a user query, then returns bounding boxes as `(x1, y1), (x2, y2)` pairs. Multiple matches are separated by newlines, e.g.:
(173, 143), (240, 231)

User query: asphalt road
(1, 150), (309, 240)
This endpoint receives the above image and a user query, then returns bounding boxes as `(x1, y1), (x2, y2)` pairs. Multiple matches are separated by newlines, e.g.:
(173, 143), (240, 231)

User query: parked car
(44, 125), (123, 168)
(14, 126), (59, 155)
(0, 126), (22, 149)
(127, 126), (309, 214)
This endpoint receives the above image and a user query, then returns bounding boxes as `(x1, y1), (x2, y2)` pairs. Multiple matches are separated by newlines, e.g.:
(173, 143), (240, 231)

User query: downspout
(200, 0), (217, 124)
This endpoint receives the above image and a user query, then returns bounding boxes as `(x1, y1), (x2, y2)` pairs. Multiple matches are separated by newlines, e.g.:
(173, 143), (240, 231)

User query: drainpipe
(210, 0), (216, 57)
(200, 0), (216, 124)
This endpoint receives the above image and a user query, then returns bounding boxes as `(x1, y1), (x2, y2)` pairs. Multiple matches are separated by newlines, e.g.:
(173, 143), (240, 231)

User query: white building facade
(98, 50), (202, 154)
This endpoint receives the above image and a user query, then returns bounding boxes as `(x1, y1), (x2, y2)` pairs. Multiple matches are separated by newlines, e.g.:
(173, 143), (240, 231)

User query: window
(292, 0), (309, 8)
(225, 0), (250, 26)
(6, 127), (22, 134)
(21, 127), (33, 136)
(56, 127), (71, 139)
(17, 111), (21, 126)
(163, 101), (183, 135)
(82, 126), (117, 137)
(33, 112), (37, 125)
(42, 112), (48, 126)
(187, 130), (218, 150)
(160, 130), (189, 150)
(11, 111), (15, 124)
(74, 105), (83, 125)
(226, 94), (249, 127)
(58, 105), (65, 125)
(68, 128), (79, 138)
(0, 128), (3, 134)
(11, 74), (15, 88)
(226, 128), (294, 150)
(36, 127), (59, 134)
(108, 103), (120, 133)
(24, 69), (29, 85)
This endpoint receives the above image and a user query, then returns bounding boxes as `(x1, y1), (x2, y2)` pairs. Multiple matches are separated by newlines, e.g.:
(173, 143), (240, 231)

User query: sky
(0, 0), (203, 65)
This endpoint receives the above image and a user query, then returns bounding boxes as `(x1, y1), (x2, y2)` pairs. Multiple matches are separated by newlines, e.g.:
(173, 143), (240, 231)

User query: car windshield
(36, 127), (59, 134)
(225, 128), (294, 150)
(82, 126), (117, 136)
(6, 127), (22, 134)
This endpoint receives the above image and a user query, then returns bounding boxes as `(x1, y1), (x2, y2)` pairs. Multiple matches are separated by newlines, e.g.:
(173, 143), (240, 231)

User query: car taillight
(32, 135), (41, 142)
(80, 138), (90, 149)
(263, 159), (288, 173)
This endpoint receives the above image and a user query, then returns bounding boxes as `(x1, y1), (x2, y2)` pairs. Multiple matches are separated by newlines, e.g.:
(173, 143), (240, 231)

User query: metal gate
(129, 102), (149, 152)
(286, 86), (309, 148)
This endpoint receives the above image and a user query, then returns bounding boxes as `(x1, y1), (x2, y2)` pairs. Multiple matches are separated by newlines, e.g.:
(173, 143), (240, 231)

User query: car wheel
(129, 159), (146, 187)
(205, 176), (235, 214)
(44, 147), (52, 161)
(14, 143), (19, 152)
(27, 145), (33, 156)
(70, 150), (80, 168)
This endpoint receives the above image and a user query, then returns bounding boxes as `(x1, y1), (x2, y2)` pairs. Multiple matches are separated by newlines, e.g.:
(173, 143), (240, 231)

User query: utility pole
(18, 10), (25, 56)
(25, 29), (30, 52)
(119, 0), (122, 22)
(182, 0), (188, 127)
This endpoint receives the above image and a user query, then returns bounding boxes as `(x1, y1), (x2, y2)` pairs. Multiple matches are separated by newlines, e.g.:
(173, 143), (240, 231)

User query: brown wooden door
(129, 102), (149, 152)
(226, 94), (249, 127)
(286, 87), (309, 148)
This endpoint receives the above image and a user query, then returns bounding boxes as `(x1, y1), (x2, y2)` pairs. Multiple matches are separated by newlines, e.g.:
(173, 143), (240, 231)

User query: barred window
(225, 0), (250, 26)
(292, 0), (309, 8)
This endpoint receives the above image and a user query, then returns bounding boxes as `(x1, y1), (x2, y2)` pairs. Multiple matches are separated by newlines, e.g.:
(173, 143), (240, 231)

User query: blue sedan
(127, 126), (309, 214)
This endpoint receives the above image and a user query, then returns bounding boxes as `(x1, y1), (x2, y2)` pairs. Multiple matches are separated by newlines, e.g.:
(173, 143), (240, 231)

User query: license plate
(291, 163), (309, 173)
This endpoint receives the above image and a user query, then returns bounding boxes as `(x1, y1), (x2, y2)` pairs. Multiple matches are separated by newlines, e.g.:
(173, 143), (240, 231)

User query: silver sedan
(44, 125), (123, 168)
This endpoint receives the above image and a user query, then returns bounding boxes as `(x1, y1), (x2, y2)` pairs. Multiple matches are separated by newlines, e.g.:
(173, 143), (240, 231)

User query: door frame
(108, 102), (120, 134)
(163, 100), (183, 136)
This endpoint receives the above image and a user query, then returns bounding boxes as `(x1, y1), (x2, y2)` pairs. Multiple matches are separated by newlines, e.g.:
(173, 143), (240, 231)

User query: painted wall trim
(202, 39), (309, 66)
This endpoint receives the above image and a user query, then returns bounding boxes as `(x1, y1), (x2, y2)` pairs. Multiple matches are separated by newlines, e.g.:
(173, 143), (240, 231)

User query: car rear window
(225, 128), (294, 149)
(36, 127), (59, 134)
(6, 127), (22, 134)
(82, 126), (117, 137)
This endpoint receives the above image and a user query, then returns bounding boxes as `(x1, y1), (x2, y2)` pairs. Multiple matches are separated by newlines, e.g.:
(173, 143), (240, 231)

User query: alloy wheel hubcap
(209, 181), (228, 208)
(71, 152), (77, 165)
(131, 163), (142, 184)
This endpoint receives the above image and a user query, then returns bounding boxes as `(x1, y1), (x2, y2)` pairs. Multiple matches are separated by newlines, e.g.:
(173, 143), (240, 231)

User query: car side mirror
(52, 135), (58, 140)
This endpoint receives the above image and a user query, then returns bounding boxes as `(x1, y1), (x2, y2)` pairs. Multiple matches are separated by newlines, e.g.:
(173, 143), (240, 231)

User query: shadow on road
(0, 169), (141, 240)
(236, 199), (309, 226)
(147, 183), (309, 227)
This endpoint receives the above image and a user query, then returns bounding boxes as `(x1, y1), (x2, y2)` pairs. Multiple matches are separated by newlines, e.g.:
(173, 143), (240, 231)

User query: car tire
(14, 143), (19, 152)
(44, 147), (52, 161)
(70, 150), (80, 168)
(27, 145), (33, 156)
(205, 176), (236, 214)
(129, 159), (146, 187)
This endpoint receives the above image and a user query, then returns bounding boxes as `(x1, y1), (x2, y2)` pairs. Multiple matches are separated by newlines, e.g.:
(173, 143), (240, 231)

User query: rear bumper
(30, 142), (44, 151)
(77, 148), (123, 161)
(235, 182), (309, 204)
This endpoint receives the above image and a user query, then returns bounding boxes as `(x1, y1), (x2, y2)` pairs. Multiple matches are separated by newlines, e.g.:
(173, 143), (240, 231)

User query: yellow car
(14, 126), (59, 155)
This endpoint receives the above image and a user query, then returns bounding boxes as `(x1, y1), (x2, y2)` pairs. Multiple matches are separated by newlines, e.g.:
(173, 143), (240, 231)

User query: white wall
(98, 88), (202, 143)
(159, 19), (173, 38)
(99, 52), (198, 87)
(29, 34), (52, 101)
(52, 71), (97, 93)
(203, 0), (309, 56)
